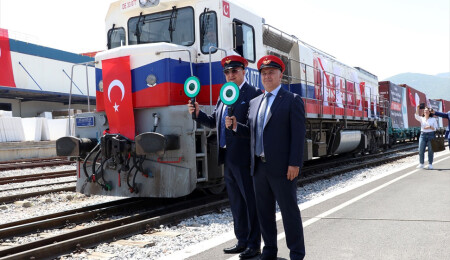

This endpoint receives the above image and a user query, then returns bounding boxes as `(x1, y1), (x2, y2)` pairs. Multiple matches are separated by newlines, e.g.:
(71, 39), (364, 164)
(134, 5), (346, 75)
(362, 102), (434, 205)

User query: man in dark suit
(188, 55), (262, 259)
(226, 55), (306, 260)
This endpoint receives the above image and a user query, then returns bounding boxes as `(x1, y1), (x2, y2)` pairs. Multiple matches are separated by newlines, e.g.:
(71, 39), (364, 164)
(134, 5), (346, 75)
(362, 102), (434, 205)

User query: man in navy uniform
(226, 55), (306, 260)
(188, 55), (262, 259)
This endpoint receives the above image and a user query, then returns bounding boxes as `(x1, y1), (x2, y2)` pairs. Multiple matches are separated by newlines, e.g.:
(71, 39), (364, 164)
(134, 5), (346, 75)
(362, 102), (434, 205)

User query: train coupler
(56, 137), (97, 157)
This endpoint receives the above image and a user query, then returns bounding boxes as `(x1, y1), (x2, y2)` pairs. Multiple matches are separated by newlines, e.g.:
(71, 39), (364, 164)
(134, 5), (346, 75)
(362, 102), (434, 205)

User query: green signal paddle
(219, 82), (240, 129)
(184, 76), (201, 119)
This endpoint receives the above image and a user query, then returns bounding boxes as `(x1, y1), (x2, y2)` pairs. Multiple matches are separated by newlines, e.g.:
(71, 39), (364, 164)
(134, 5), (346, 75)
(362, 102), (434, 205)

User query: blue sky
(1, 0), (448, 80)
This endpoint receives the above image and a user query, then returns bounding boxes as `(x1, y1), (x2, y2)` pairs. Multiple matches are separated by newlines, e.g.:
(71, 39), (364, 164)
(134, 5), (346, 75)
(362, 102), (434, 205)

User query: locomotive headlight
(139, 0), (160, 7)
(98, 80), (103, 92)
(146, 74), (157, 87)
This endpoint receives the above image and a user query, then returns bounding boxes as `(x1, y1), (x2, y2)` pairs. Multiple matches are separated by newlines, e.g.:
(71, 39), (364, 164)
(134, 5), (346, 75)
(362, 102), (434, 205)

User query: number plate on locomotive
(76, 117), (95, 127)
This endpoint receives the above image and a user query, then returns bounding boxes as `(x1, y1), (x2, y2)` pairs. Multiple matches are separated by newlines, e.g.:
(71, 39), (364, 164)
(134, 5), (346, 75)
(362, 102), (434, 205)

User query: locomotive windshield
(107, 27), (126, 49)
(128, 7), (194, 46)
(200, 11), (218, 54)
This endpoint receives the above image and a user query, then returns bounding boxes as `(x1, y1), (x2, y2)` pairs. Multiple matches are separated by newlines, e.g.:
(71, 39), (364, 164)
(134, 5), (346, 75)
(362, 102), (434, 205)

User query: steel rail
(0, 186), (76, 204)
(0, 157), (68, 165)
(300, 147), (419, 185)
(0, 198), (148, 239)
(0, 199), (135, 230)
(0, 161), (73, 171)
(0, 194), (229, 260)
(0, 181), (76, 193)
(0, 170), (76, 185)
(301, 143), (418, 174)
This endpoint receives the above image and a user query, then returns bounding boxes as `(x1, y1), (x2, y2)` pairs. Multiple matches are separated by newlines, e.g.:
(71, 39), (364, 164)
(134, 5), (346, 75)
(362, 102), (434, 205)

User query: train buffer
(164, 153), (450, 260)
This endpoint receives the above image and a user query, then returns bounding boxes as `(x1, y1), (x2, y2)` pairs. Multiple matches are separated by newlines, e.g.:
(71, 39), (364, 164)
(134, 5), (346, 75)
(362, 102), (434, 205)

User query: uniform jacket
(434, 111), (450, 138)
(236, 87), (306, 176)
(196, 82), (262, 165)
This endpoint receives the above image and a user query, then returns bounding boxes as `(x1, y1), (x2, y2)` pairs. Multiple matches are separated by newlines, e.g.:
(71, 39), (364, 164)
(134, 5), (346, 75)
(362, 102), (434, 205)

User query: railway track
(0, 143), (423, 259)
(0, 170), (75, 185)
(0, 198), (149, 239)
(0, 169), (77, 204)
(0, 193), (229, 260)
(0, 186), (76, 204)
(300, 143), (419, 184)
(0, 180), (75, 194)
(0, 157), (73, 171)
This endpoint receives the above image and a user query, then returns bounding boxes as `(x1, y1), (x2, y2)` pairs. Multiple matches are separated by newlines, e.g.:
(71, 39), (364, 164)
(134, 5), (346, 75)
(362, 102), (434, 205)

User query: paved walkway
(166, 153), (450, 260)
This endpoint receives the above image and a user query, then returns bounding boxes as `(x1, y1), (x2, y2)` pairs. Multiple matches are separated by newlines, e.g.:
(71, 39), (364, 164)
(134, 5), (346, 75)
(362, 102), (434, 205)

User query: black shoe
(223, 244), (247, 254)
(239, 248), (261, 259)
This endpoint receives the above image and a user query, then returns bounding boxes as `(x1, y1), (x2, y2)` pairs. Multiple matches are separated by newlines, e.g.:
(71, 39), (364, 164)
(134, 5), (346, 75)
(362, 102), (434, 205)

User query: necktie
(255, 93), (272, 156)
(219, 105), (227, 148)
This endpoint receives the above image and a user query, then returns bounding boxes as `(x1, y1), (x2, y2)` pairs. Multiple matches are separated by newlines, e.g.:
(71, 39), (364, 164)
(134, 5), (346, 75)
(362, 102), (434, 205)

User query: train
(55, 0), (443, 198)
(379, 81), (448, 145)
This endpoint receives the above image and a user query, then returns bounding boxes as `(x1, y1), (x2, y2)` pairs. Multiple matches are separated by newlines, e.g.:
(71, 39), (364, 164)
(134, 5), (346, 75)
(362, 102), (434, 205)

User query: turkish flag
(0, 29), (16, 88)
(101, 56), (135, 140)
(407, 88), (416, 107)
(223, 1), (230, 17)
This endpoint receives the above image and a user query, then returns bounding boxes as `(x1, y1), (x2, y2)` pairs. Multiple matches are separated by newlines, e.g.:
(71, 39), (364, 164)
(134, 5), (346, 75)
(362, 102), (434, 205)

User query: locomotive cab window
(128, 7), (195, 46)
(107, 27), (126, 49)
(233, 20), (255, 62)
(268, 51), (290, 83)
(200, 11), (218, 54)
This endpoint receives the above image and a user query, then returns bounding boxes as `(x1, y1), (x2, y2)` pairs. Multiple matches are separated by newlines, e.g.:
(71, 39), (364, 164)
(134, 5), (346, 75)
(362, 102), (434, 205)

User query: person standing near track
(415, 105), (438, 169)
(188, 55), (262, 259)
(226, 55), (306, 260)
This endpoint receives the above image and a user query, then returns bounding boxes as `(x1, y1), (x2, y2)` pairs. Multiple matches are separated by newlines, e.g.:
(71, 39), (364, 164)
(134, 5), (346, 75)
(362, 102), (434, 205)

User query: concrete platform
(166, 153), (450, 260)
(0, 141), (56, 161)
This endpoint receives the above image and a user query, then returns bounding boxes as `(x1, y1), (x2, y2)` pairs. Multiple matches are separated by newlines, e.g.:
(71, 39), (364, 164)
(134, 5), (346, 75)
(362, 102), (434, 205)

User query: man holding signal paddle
(188, 55), (262, 259)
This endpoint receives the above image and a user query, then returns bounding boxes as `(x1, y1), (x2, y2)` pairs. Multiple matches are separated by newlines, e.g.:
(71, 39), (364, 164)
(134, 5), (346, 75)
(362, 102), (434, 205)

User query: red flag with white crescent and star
(101, 56), (135, 140)
(0, 28), (16, 88)
(223, 1), (230, 17)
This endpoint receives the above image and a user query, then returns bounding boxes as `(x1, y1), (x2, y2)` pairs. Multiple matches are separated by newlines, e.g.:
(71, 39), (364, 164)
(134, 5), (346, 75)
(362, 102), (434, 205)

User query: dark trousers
(254, 158), (305, 260)
(224, 151), (261, 249)
(445, 130), (450, 150)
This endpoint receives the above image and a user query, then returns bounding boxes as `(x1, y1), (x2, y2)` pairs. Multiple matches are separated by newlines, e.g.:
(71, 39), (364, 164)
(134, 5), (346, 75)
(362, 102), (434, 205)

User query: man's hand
(287, 166), (299, 181)
(225, 116), (237, 130)
(187, 100), (200, 118)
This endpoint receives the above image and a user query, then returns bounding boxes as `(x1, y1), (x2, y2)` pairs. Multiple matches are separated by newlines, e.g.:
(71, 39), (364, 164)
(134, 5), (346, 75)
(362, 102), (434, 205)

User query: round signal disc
(184, 76), (201, 98)
(220, 82), (239, 105)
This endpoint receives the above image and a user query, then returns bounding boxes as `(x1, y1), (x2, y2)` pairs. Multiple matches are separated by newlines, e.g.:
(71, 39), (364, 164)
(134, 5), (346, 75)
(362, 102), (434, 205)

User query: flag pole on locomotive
(184, 76), (201, 119)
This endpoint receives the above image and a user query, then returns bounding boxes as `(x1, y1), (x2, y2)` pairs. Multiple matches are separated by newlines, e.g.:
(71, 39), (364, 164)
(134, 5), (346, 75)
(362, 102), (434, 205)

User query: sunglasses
(224, 68), (242, 75)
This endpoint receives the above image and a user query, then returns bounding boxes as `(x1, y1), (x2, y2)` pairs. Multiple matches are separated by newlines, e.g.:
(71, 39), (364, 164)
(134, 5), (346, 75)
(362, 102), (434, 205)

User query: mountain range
(383, 72), (450, 100)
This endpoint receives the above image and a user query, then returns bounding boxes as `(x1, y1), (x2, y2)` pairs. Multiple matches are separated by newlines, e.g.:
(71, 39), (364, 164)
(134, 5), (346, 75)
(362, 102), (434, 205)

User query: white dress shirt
(415, 114), (438, 132)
